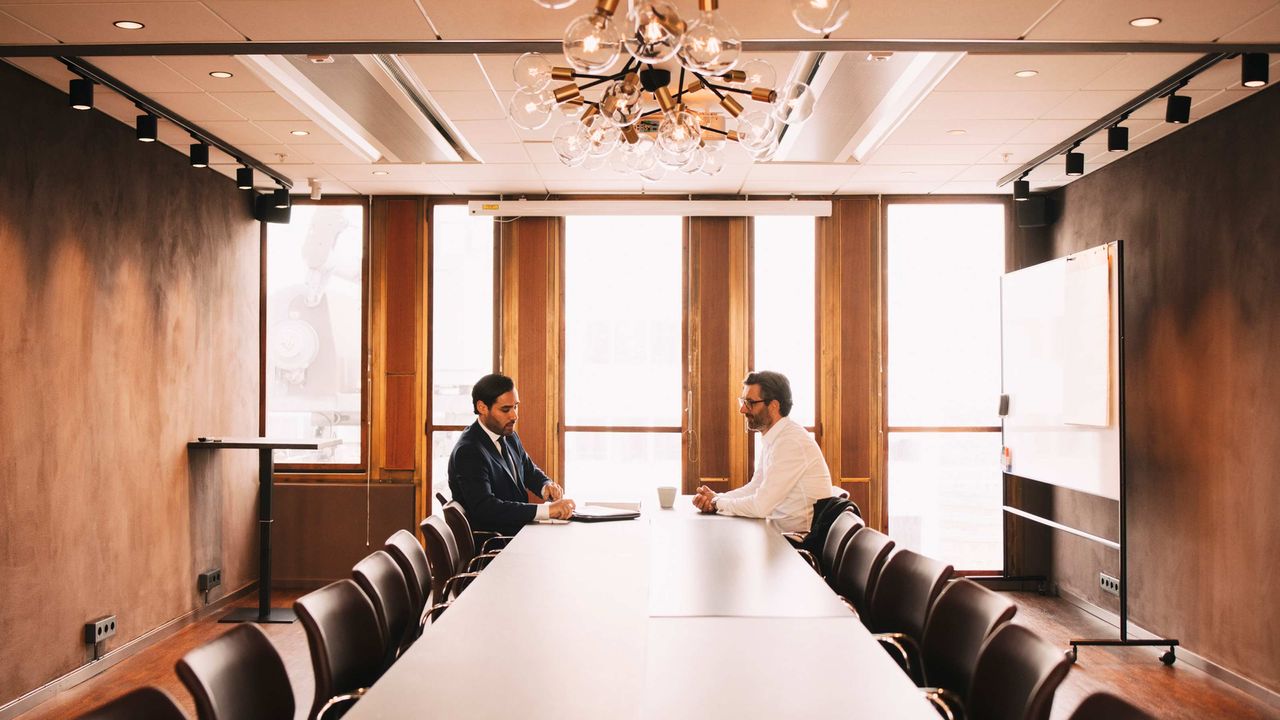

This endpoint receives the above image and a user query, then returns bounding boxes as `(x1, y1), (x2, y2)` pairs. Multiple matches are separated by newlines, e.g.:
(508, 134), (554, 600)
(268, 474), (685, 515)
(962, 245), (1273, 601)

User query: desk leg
(221, 448), (295, 623)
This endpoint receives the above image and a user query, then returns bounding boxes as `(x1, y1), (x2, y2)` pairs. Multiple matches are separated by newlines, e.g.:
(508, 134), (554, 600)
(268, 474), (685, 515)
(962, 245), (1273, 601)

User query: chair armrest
(318, 688), (368, 720)
(420, 600), (452, 630)
(443, 572), (482, 599)
(782, 531), (807, 545)
(875, 632), (923, 683)
(921, 687), (965, 720)
(838, 597), (859, 618)
(479, 535), (515, 554)
(795, 548), (820, 573)
(464, 551), (502, 573)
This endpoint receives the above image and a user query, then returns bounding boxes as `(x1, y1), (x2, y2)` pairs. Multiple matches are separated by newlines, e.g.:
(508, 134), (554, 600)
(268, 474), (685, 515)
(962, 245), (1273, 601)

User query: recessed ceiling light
(946, 129), (967, 136)
(372, 170), (390, 176)
(900, 171), (917, 176)
(209, 71), (234, 79)
(1014, 70), (1039, 78)
(113, 20), (145, 30)
(290, 130), (310, 136)
(1129, 17), (1161, 27)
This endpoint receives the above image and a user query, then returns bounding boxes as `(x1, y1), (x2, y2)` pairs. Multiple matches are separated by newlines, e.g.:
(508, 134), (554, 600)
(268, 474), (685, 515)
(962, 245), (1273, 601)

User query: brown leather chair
(74, 687), (187, 720)
(1066, 692), (1155, 720)
(832, 527), (895, 617)
(918, 578), (1017, 715)
(383, 528), (436, 628)
(967, 623), (1072, 720)
(819, 510), (864, 585)
(421, 515), (481, 601)
(352, 550), (415, 666)
(175, 624), (294, 720)
(294, 580), (386, 720)
(442, 500), (508, 572)
(865, 548), (954, 681)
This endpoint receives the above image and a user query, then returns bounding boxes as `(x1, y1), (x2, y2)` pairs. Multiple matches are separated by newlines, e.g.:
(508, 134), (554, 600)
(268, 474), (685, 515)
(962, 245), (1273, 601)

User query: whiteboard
(1001, 242), (1120, 501)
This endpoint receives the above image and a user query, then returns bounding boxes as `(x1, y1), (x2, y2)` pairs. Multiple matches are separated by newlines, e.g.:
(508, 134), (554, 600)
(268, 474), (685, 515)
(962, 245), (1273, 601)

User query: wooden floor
(14, 590), (1278, 719)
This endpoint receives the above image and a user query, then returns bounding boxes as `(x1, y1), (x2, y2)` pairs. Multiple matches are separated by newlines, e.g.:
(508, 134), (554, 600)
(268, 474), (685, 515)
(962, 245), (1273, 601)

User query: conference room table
(345, 498), (938, 719)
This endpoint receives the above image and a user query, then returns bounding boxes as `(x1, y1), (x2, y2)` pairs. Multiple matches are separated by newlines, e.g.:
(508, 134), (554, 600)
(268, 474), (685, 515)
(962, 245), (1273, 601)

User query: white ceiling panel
(159, 56), (274, 93)
(935, 55), (1126, 93)
(1126, 89), (1220, 120)
(197, 120), (278, 146)
(471, 143), (531, 164)
(705, 2), (804, 40)
(1027, 0), (1276, 41)
(0, 2), (245, 43)
(203, 0), (435, 40)
(0, 10), (54, 43)
(345, 180), (456, 195)
(864, 144), (995, 165)
(885, 116), (1033, 146)
(976, 145), (1056, 165)
(235, 143), (306, 164)
(932, 181), (1013, 195)
(210, 91), (308, 121)
(430, 91), (506, 121)
(81, 56), (201, 93)
(322, 163), (440, 183)
(1004, 118), (1094, 144)
(443, 179), (548, 194)
(852, 164), (966, 183)
(251, 119), (341, 145)
(1220, 3), (1280, 40)
(836, 180), (945, 195)
(453, 118), (521, 145)
(417, 0), (563, 40)
(544, 179), (642, 194)
(402, 54), (494, 93)
(475, 55), (524, 93)
(908, 90), (1076, 120)
(745, 162), (857, 186)
(148, 91), (244, 122)
(832, 0), (1059, 40)
(430, 163), (542, 182)
(1081, 54), (1203, 91)
(3, 56), (74, 87)
(286, 143), (369, 164)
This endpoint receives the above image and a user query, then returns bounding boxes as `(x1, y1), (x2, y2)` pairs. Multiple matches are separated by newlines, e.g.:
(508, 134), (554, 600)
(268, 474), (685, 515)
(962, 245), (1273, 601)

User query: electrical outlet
(198, 568), (222, 593)
(84, 615), (116, 644)
(1099, 572), (1120, 596)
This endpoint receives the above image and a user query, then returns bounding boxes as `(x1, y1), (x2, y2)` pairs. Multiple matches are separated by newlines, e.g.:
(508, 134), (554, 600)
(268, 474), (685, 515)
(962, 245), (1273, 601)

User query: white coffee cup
(657, 486), (677, 509)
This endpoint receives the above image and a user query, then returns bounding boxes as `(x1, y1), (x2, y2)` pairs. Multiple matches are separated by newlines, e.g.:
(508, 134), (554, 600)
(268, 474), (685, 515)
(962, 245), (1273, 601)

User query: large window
(563, 216), (682, 500)
(886, 202), (1004, 571)
(265, 203), (366, 466)
(430, 204), (495, 513)
(753, 216), (816, 428)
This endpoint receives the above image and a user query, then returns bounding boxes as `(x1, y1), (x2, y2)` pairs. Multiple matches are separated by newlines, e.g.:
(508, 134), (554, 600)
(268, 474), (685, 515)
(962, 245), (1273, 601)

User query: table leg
(221, 447), (295, 623)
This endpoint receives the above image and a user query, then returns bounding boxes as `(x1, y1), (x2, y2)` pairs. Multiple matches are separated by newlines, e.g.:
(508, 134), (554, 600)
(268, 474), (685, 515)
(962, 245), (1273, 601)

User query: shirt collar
(760, 416), (795, 447)
(476, 419), (504, 451)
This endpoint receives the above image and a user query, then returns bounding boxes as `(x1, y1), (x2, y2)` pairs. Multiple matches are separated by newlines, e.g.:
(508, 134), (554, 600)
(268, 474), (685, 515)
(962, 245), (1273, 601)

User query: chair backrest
(920, 578), (1017, 698)
(384, 528), (433, 619)
(75, 687), (187, 720)
(833, 527), (894, 616)
(294, 580), (386, 720)
(442, 501), (478, 567)
(1066, 692), (1155, 720)
(421, 515), (460, 600)
(866, 548), (953, 639)
(820, 510), (864, 581)
(175, 624), (294, 720)
(352, 550), (416, 664)
(968, 623), (1072, 720)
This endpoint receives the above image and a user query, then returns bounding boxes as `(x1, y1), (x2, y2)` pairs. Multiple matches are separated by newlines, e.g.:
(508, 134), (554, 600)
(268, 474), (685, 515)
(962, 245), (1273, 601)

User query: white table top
(345, 498), (937, 720)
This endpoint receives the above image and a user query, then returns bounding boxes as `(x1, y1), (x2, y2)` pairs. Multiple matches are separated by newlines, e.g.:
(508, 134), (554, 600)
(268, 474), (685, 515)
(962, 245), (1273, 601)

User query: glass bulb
(563, 12), (622, 73)
(581, 151), (610, 170)
(678, 10), (742, 75)
(624, 136), (659, 173)
(771, 81), (815, 126)
(553, 122), (590, 166)
(559, 100), (587, 119)
(508, 87), (555, 130)
(531, 0), (577, 8)
(601, 79), (643, 126)
(608, 147), (632, 174)
(679, 146), (706, 174)
(748, 135), (780, 161)
(736, 109), (777, 151)
(657, 110), (701, 155)
(738, 58), (776, 88)
(513, 52), (553, 92)
(624, 1), (684, 64)
(790, 0), (851, 34)
(640, 161), (666, 182)
(656, 142), (692, 169)
(583, 114), (621, 156)
(700, 143), (725, 175)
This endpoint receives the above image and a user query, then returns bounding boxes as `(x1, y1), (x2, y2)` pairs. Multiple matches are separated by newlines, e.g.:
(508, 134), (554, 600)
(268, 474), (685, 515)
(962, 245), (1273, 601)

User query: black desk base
(220, 607), (296, 624)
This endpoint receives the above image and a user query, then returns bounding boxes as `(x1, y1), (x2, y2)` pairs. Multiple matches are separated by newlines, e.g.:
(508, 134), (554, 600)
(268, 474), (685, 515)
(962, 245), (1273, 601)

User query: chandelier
(508, 0), (851, 180)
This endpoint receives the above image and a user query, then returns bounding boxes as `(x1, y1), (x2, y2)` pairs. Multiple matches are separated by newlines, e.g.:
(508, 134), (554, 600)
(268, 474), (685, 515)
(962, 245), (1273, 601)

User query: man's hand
(548, 498), (576, 520)
(692, 485), (718, 514)
(541, 481), (564, 501)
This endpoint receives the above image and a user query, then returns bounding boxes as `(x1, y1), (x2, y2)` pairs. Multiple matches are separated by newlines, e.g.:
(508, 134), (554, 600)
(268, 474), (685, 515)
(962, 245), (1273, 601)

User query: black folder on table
(570, 505), (641, 522)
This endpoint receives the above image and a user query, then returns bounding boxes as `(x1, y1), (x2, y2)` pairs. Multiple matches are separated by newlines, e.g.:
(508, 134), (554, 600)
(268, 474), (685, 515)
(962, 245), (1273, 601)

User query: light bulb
(513, 52), (553, 92)
(739, 58), (776, 88)
(581, 151), (610, 170)
(624, 1), (684, 64)
(532, 0), (577, 8)
(790, 0), (850, 34)
(509, 87), (555, 130)
(640, 161), (667, 182)
(583, 114), (621, 156)
(771, 81), (815, 125)
(736, 109), (777, 151)
(748, 134), (780, 161)
(624, 136), (659, 173)
(608, 148), (632, 174)
(657, 110), (701, 155)
(656, 142), (692, 169)
(601, 78), (643, 126)
(563, 12), (622, 72)
(678, 10), (741, 75)
(553, 122), (590, 166)
(679, 146), (706, 174)
(700, 143), (725, 175)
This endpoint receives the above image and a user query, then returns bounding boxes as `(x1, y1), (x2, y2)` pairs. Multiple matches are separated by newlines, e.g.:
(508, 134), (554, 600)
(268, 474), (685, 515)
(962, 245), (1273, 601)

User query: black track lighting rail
(998, 53), (1229, 188)
(59, 56), (293, 190)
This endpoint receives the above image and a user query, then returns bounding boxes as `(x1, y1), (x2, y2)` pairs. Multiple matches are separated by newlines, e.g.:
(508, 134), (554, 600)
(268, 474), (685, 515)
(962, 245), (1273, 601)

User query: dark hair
(743, 370), (793, 417)
(472, 373), (514, 414)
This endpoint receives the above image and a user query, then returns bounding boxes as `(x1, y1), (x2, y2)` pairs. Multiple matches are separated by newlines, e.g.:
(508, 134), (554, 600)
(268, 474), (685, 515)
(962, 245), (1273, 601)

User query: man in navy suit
(448, 373), (575, 534)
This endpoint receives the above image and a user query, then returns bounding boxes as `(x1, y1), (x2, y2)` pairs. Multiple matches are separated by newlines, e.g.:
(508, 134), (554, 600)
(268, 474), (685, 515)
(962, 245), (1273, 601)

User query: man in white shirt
(693, 371), (832, 533)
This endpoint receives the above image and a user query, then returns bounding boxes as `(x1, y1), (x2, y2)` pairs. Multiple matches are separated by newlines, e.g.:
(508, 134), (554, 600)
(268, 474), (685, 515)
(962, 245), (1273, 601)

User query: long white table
(345, 498), (938, 719)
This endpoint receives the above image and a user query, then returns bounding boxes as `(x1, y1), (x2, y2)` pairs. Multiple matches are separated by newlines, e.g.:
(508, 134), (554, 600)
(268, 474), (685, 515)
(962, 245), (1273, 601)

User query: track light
(308, 177), (323, 201)
(1165, 93), (1191, 124)
(1107, 125), (1129, 152)
(1242, 53), (1269, 88)
(272, 187), (290, 209)
(190, 142), (209, 168)
(1065, 149), (1084, 176)
(135, 114), (157, 142)
(1013, 178), (1030, 201)
(69, 78), (93, 110)
(236, 166), (254, 190)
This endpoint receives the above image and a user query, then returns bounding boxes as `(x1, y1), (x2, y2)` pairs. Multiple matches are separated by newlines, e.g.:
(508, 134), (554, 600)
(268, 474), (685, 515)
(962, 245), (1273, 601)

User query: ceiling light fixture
(190, 142), (209, 168)
(1128, 17), (1161, 28)
(68, 78), (93, 110)
(1065, 145), (1084, 176)
(272, 187), (291, 209)
(236, 166), (254, 190)
(1241, 53), (1269, 88)
(209, 71), (234, 79)
(290, 129), (310, 136)
(1165, 91), (1191, 124)
(113, 20), (145, 30)
(1107, 123), (1129, 152)
(946, 129), (967, 136)
(1014, 70), (1039, 78)
(135, 113), (157, 142)
(518, 0), (818, 178)
(372, 170), (390, 175)
(1013, 176), (1030, 201)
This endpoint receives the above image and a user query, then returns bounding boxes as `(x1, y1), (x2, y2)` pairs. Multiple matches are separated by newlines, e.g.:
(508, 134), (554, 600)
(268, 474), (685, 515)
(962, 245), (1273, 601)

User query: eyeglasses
(738, 397), (768, 408)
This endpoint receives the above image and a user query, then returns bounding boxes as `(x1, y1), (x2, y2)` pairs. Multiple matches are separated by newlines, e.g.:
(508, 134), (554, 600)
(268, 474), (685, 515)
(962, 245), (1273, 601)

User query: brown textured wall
(1028, 84), (1280, 692)
(272, 483), (416, 585)
(0, 64), (260, 705)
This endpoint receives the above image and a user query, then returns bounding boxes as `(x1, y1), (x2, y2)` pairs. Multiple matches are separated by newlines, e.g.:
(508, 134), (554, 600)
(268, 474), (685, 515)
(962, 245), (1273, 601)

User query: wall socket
(1099, 572), (1120, 596)
(198, 568), (222, 593)
(84, 615), (116, 644)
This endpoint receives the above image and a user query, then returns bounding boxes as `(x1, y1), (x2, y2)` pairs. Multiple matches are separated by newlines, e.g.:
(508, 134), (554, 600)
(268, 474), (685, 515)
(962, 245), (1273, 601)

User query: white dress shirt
(715, 416), (832, 533)
(476, 421), (550, 522)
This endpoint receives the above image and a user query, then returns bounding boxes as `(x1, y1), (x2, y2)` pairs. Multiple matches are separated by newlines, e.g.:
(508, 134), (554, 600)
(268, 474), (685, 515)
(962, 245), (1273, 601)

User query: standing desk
(344, 498), (937, 719)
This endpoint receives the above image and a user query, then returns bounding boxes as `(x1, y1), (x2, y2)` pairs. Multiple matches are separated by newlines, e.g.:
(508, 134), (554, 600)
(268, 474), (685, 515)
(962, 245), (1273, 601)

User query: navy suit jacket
(448, 421), (553, 535)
